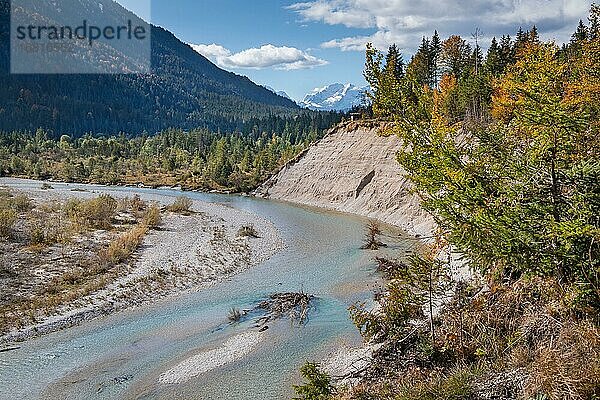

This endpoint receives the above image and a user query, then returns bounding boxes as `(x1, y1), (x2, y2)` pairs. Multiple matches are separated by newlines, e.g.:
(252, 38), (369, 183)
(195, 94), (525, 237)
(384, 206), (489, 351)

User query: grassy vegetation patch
(0, 190), (164, 335)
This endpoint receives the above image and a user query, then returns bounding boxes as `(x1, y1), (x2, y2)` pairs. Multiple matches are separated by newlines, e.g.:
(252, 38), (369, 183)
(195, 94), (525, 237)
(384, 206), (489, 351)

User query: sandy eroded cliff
(255, 121), (435, 238)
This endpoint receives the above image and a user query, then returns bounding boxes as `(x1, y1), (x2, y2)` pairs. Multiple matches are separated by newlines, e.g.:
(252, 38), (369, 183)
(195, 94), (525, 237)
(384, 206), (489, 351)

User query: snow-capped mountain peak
(299, 83), (369, 112)
(263, 86), (293, 102)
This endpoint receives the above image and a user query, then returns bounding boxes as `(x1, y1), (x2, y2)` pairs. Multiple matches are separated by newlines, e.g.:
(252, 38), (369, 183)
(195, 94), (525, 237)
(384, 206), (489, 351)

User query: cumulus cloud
(288, 0), (593, 52)
(190, 43), (328, 70)
(192, 43), (231, 59)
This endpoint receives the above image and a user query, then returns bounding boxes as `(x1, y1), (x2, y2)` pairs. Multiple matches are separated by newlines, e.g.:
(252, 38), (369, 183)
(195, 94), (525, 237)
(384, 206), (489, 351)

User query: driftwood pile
(226, 292), (316, 329)
(257, 292), (314, 325)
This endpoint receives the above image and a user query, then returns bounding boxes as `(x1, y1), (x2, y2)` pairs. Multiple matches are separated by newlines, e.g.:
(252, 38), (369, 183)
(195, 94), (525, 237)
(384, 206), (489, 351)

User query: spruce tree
(515, 27), (528, 54)
(406, 37), (434, 87)
(385, 44), (405, 81)
(485, 37), (502, 75)
(529, 25), (540, 43)
(572, 19), (589, 42)
(471, 44), (483, 76)
(590, 4), (600, 39)
(430, 31), (442, 86)
(499, 35), (515, 70)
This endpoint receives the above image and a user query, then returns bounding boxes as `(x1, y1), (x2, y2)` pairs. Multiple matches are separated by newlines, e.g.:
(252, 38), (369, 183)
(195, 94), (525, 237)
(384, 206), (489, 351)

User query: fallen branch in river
(257, 292), (315, 325)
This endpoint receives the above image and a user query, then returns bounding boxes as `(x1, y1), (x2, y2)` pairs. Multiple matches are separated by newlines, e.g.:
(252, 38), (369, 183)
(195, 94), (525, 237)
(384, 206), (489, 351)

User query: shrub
(29, 226), (46, 246)
(142, 204), (162, 228)
(63, 198), (82, 217)
(168, 196), (193, 214)
(119, 194), (147, 215)
(350, 282), (425, 343)
(66, 194), (117, 229)
(293, 362), (335, 400)
(237, 224), (259, 238)
(0, 190), (33, 213)
(0, 209), (16, 238)
(27, 215), (67, 246)
(11, 194), (33, 212)
(130, 194), (147, 213)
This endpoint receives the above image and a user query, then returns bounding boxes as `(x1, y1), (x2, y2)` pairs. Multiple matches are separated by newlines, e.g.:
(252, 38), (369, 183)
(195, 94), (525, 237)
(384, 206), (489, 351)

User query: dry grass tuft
(525, 320), (600, 400)
(99, 224), (147, 264)
(142, 204), (162, 228)
(168, 196), (193, 214)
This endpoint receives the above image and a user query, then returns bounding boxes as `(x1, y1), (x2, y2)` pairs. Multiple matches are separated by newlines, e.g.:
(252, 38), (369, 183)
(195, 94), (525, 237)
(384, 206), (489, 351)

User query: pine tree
(572, 19), (589, 43)
(385, 44), (405, 81)
(430, 31), (442, 86)
(499, 35), (515, 70)
(485, 37), (503, 75)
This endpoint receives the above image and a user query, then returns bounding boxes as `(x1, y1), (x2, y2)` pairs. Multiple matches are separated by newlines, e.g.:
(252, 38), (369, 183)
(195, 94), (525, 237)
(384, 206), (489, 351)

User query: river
(0, 183), (416, 400)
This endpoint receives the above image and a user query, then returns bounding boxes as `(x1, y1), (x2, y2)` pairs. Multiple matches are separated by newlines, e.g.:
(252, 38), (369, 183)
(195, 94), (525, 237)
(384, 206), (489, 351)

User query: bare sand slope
(255, 121), (435, 238)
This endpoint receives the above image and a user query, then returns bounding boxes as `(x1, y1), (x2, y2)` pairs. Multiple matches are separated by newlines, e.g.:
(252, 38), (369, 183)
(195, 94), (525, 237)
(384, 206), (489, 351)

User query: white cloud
(192, 43), (231, 59)
(287, 1), (375, 28)
(190, 43), (328, 70)
(288, 0), (593, 52)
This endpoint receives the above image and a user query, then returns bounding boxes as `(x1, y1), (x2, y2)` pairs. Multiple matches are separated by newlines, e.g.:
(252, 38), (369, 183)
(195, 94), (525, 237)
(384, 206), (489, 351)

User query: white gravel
(158, 331), (265, 384)
(0, 178), (283, 343)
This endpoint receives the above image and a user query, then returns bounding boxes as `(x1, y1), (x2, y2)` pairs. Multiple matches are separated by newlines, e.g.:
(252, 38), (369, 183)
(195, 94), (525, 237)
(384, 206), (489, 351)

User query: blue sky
(118, 0), (593, 102)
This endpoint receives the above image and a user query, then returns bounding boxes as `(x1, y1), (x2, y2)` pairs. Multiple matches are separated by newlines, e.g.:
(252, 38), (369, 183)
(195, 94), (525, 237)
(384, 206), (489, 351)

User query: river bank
(0, 178), (412, 400)
(0, 178), (283, 344)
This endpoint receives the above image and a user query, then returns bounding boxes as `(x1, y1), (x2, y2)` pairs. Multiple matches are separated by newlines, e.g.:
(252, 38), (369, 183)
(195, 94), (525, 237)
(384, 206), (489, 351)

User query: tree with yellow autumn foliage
(365, 7), (600, 311)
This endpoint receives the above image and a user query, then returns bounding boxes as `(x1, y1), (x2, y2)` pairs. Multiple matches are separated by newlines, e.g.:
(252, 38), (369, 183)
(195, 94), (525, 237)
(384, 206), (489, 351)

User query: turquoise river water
(0, 183), (415, 400)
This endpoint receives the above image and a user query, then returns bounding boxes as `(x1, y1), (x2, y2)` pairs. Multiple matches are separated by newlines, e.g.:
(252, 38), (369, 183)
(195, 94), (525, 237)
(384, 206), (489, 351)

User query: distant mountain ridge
(0, 0), (299, 136)
(264, 86), (294, 102)
(299, 83), (368, 111)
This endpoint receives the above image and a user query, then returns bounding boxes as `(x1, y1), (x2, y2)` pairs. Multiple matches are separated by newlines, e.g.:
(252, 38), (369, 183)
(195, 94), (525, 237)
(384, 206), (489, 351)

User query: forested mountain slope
(0, 0), (299, 136)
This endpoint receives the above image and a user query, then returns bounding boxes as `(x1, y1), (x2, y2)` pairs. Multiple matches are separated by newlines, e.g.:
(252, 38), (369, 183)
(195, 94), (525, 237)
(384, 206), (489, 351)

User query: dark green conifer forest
(0, 112), (341, 191)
